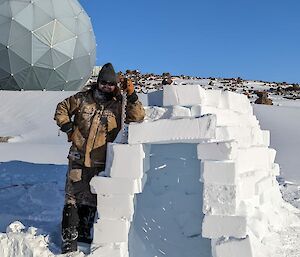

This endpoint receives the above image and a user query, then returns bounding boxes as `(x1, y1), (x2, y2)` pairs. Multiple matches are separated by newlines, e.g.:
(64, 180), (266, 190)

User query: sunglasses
(100, 81), (116, 87)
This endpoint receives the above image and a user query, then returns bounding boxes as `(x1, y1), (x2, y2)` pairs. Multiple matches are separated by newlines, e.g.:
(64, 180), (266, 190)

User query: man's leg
(77, 204), (97, 244)
(61, 204), (79, 254)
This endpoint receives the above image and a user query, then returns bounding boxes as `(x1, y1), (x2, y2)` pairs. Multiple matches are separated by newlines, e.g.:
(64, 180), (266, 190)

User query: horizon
(79, 0), (300, 84)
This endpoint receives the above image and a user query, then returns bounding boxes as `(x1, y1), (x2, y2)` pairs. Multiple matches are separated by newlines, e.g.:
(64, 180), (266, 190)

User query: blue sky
(79, 0), (300, 83)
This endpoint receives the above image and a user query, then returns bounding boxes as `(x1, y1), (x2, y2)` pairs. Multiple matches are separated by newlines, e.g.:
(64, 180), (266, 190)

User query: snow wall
(90, 85), (299, 257)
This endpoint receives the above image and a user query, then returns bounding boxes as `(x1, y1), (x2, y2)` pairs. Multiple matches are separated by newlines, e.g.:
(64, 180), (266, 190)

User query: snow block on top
(128, 115), (216, 144)
(163, 84), (205, 106)
(197, 140), (238, 161)
(220, 91), (253, 114)
(202, 215), (248, 239)
(191, 106), (258, 127)
(105, 143), (145, 179)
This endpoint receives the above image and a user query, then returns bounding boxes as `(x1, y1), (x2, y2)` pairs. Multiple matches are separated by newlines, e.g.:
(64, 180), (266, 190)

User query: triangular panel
(52, 21), (75, 45)
(23, 66), (42, 90)
(0, 69), (10, 81)
(56, 59), (72, 81)
(45, 70), (66, 90)
(57, 17), (76, 34)
(8, 48), (31, 75)
(0, 43), (6, 51)
(0, 48), (11, 73)
(9, 1), (30, 17)
(35, 49), (53, 69)
(52, 0), (74, 18)
(66, 58), (81, 81)
(51, 48), (70, 68)
(13, 66), (29, 89)
(0, 14), (10, 26)
(9, 32), (32, 64)
(32, 5), (53, 30)
(9, 20), (31, 45)
(34, 0), (55, 18)
(64, 79), (82, 91)
(32, 35), (51, 64)
(53, 37), (76, 58)
(77, 11), (92, 29)
(73, 39), (87, 58)
(33, 66), (53, 88)
(2, 76), (19, 90)
(14, 3), (34, 31)
(33, 21), (55, 46)
(0, 21), (11, 45)
(0, 1), (12, 18)
(73, 55), (91, 78)
(78, 31), (94, 53)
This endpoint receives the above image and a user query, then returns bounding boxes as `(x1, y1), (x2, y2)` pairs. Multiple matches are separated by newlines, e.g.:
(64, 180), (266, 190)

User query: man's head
(97, 63), (118, 93)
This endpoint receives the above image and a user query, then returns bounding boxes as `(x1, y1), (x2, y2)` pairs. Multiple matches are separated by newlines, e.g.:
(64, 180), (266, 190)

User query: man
(54, 63), (145, 253)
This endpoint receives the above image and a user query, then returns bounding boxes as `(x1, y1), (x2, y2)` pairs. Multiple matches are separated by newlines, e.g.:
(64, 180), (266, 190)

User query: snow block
(128, 115), (216, 144)
(197, 140), (238, 161)
(191, 106), (258, 127)
(220, 91), (253, 115)
(215, 233), (266, 257)
(202, 215), (248, 239)
(90, 176), (143, 195)
(203, 89), (222, 107)
(97, 195), (135, 221)
(201, 161), (238, 185)
(163, 84), (205, 106)
(144, 106), (191, 121)
(236, 147), (273, 173)
(215, 126), (264, 148)
(90, 243), (128, 257)
(93, 219), (130, 244)
(271, 163), (280, 176)
(203, 183), (239, 215)
(105, 143), (145, 179)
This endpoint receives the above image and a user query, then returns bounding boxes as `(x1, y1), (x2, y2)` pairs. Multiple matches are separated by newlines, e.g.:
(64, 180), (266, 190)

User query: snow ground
(1, 89), (300, 256)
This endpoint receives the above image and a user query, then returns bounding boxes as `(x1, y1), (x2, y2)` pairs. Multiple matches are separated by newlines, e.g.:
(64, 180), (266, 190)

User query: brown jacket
(54, 89), (145, 167)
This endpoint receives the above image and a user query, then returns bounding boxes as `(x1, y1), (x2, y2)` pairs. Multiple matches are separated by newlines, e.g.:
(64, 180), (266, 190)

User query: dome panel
(52, 20), (75, 45)
(51, 48), (70, 68)
(8, 48), (30, 74)
(35, 49), (53, 69)
(9, 32), (32, 63)
(34, 0), (55, 18)
(14, 3), (34, 30)
(9, 1), (29, 16)
(0, 48), (11, 73)
(8, 20), (31, 45)
(32, 35), (51, 64)
(0, 21), (11, 45)
(53, 37), (76, 58)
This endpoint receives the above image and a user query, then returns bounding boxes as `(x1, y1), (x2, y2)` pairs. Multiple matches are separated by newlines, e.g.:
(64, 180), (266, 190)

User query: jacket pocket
(69, 169), (82, 183)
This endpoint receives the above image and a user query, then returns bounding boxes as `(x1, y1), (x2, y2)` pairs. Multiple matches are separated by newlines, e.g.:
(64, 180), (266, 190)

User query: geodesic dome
(0, 0), (96, 91)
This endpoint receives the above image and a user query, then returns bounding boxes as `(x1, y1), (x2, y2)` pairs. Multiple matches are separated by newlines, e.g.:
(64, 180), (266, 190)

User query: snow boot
(61, 204), (79, 254)
(77, 204), (97, 244)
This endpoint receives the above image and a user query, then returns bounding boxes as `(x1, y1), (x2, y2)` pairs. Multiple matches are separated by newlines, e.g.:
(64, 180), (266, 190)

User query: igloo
(0, 0), (96, 91)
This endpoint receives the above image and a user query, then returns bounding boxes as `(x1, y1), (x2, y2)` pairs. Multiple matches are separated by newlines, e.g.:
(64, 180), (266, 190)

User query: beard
(93, 88), (114, 103)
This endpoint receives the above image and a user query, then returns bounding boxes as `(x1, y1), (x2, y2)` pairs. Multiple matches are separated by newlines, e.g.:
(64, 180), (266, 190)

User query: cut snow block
(203, 89), (222, 107)
(90, 176), (142, 195)
(128, 115), (216, 144)
(134, 174), (148, 193)
(201, 161), (238, 185)
(90, 243), (128, 257)
(191, 105), (259, 127)
(97, 195), (135, 221)
(202, 215), (248, 239)
(163, 84), (205, 106)
(197, 140), (238, 161)
(93, 219), (130, 244)
(215, 233), (267, 257)
(255, 176), (273, 195)
(221, 91), (253, 115)
(105, 143), (145, 179)
(203, 183), (239, 215)
(236, 147), (273, 173)
(216, 126), (264, 148)
(144, 106), (168, 121)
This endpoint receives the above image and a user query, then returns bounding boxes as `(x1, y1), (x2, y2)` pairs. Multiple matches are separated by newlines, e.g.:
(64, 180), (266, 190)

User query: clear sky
(79, 0), (300, 83)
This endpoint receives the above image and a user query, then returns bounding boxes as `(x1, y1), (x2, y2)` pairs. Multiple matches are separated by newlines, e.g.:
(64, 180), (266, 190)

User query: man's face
(98, 81), (116, 93)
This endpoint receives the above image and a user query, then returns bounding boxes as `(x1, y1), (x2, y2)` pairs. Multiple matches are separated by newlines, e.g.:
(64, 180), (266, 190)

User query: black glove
(61, 122), (73, 133)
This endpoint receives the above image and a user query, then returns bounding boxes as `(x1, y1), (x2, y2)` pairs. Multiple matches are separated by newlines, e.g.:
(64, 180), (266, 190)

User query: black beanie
(97, 63), (118, 85)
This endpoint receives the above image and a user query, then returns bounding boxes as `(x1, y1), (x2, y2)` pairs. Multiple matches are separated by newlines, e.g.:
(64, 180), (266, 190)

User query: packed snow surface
(1, 88), (300, 256)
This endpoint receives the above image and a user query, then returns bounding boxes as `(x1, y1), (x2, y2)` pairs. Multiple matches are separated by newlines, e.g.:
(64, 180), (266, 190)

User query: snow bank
(90, 84), (300, 257)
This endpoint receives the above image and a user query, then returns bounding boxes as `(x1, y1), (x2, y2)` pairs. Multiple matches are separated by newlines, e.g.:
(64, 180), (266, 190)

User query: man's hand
(121, 78), (135, 95)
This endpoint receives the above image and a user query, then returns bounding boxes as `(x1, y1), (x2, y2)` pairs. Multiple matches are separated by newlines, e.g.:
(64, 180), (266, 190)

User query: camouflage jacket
(54, 89), (145, 167)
